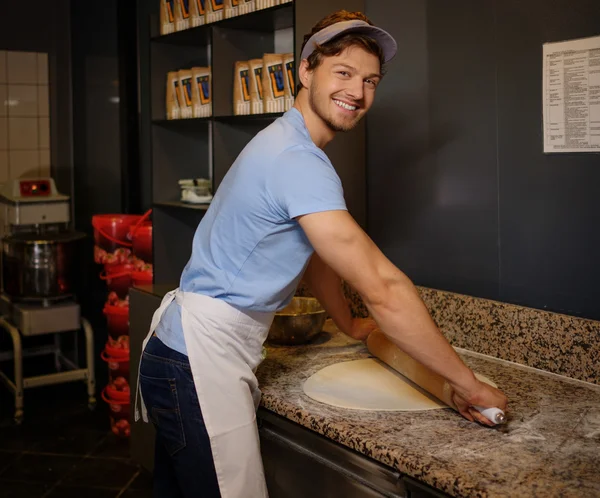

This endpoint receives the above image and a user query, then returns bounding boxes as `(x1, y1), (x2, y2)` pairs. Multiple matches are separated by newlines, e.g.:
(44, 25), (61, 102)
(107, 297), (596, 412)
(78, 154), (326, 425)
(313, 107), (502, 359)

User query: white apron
(134, 289), (274, 498)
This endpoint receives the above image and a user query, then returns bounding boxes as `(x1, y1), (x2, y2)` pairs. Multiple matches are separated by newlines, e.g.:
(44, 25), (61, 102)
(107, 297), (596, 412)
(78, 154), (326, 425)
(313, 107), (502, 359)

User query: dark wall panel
(153, 207), (207, 284)
(71, 1), (123, 382)
(496, 0), (600, 317)
(366, 0), (500, 299)
(367, 0), (600, 319)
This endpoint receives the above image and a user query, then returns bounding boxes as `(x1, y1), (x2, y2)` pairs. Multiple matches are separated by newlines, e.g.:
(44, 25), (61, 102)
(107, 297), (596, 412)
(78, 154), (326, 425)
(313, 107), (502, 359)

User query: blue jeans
(140, 334), (221, 498)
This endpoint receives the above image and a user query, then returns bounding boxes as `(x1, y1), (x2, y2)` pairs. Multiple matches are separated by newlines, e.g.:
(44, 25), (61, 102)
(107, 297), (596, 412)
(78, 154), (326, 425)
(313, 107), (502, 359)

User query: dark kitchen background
(0, 0), (598, 496)
(1, 0), (597, 338)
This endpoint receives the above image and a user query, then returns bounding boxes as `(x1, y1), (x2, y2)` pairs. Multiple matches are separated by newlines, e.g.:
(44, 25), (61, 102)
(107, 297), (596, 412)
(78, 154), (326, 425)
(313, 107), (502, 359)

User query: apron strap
(134, 288), (179, 422)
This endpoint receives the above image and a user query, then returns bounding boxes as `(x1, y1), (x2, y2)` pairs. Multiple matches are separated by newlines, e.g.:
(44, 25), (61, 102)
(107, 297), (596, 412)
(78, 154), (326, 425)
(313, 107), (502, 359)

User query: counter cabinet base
(259, 408), (451, 498)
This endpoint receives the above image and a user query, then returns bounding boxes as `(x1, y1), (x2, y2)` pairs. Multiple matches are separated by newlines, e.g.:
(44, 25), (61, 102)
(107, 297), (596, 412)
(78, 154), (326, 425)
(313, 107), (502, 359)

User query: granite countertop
(257, 320), (600, 498)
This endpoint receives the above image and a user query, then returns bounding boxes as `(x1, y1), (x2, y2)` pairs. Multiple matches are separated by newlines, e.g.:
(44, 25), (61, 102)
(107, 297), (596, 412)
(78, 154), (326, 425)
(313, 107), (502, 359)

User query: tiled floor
(0, 382), (153, 497)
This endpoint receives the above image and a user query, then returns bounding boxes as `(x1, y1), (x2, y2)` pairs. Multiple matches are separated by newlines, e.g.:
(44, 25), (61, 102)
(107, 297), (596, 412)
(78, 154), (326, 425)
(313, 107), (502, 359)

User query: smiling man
(137, 10), (508, 498)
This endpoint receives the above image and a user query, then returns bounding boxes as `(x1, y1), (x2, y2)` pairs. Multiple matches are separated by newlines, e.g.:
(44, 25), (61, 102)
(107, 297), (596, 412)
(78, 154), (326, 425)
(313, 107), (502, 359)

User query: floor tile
(31, 427), (106, 456)
(0, 479), (52, 497)
(2, 453), (80, 484)
(126, 468), (153, 490)
(120, 489), (152, 498)
(45, 484), (120, 497)
(90, 434), (131, 459)
(60, 457), (139, 489)
(0, 424), (43, 451)
(0, 450), (19, 475)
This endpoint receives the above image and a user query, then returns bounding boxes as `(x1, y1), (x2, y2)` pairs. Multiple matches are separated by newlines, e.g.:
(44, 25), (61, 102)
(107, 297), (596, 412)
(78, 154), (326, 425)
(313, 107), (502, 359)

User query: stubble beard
(308, 84), (360, 133)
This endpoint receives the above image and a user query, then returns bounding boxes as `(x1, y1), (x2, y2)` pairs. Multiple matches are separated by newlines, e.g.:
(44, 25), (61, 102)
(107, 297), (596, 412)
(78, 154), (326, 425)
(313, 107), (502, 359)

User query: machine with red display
(0, 178), (95, 424)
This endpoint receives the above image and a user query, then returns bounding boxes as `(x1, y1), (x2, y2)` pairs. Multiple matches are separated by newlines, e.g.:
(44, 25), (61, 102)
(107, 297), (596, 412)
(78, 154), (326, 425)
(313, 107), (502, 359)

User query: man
(136, 10), (508, 498)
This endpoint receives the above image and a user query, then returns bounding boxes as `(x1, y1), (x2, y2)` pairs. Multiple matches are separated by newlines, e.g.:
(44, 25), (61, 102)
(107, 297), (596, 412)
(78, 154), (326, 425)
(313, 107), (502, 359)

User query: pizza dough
(303, 359), (497, 411)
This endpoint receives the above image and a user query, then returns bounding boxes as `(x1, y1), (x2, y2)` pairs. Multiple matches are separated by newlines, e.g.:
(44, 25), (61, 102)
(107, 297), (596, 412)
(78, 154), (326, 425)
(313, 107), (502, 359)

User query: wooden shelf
(151, 4), (294, 46)
(154, 201), (211, 211)
(214, 113), (284, 123)
(152, 114), (283, 126)
(152, 117), (212, 126)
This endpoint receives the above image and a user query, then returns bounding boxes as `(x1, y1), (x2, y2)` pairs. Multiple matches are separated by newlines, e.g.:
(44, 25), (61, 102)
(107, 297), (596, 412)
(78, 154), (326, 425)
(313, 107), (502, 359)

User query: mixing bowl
(267, 297), (327, 345)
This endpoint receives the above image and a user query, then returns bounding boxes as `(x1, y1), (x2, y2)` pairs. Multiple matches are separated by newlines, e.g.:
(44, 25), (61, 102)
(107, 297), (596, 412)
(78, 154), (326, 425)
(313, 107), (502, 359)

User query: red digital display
(19, 180), (51, 197)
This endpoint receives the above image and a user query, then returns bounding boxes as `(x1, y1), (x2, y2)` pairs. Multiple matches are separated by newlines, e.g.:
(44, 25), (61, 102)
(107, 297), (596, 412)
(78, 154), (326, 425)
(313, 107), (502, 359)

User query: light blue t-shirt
(155, 108), (347, 355)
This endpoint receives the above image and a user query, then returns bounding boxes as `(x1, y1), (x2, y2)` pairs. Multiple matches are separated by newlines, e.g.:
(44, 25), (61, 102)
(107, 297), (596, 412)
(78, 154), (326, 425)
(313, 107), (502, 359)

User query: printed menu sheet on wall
(543, 35), (600, 153)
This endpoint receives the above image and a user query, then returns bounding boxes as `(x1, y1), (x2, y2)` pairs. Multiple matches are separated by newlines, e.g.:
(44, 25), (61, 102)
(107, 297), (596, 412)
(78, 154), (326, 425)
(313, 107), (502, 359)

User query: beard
(308, 83), (362, 133)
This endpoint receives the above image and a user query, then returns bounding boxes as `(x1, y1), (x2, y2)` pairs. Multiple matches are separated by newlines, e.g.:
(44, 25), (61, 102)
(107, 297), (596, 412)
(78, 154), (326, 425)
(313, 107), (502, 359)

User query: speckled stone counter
(295, 283), (600, 385)
(257, 321), (600, 498)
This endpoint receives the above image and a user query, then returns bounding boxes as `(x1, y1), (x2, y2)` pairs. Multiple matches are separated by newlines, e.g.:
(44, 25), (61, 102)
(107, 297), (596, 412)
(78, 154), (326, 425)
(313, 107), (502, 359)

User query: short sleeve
(268, 148), (347, 219)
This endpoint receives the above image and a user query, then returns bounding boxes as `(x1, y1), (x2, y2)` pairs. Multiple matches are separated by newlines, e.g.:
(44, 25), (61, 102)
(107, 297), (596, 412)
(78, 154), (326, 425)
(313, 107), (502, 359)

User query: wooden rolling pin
(366, 329), (505, 424)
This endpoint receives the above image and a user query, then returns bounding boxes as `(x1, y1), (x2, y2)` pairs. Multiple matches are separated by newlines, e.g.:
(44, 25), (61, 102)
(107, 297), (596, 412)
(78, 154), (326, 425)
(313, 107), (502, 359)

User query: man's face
(307, 45), (382, 133)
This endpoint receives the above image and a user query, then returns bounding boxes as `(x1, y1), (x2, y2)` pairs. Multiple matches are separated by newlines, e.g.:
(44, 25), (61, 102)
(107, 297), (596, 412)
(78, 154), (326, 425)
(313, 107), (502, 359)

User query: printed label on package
(197, 75), (211, 104)
(240, 69), (250, 101)
(254, 67), (263, 99)
(268, 63), (285, 98)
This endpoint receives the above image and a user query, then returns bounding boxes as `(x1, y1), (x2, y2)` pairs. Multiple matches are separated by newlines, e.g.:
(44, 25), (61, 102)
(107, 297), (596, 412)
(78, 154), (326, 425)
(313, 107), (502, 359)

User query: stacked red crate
(92, 210), (153, 438)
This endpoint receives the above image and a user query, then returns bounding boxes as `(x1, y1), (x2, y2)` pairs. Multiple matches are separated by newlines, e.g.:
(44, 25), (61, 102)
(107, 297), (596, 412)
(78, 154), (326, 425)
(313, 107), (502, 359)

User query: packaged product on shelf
(256, 0), (275, 10)
(179, 178), (213, 204)
(233, 61), (251, 116)
(262, 53), (286, 113)
(174, 0), (191, 31)
(192, 67), (212, 118)
(190, 0), (206, 27)
(177, 69), (194, 118)
(248, 59), (264, 114)
(166, 71), (181, 120)
(238, 0), (255, 14)
(206, 0), (224, 23)
(225, 0), (239, 18)
(282, 52), (295, 111)
(160, 0), (176, 35)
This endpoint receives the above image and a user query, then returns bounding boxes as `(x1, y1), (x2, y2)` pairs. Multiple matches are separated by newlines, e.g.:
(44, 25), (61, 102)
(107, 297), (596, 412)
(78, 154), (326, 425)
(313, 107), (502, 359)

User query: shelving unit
(138, 0), (366, 284)
(153, 201), (211, 210)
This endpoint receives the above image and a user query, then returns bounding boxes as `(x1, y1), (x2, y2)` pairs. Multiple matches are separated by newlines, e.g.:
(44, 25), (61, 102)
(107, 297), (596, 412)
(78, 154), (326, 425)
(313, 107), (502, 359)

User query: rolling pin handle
(474, 406), (506, 425)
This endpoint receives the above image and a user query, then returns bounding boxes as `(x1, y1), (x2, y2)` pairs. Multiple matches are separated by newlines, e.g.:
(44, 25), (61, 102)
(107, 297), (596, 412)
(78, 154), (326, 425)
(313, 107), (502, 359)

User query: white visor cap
(300, 20), (397, 64)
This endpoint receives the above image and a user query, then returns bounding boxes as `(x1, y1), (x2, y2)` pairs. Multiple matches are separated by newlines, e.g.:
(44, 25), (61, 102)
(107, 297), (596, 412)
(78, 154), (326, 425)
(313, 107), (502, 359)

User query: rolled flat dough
(303, 359), (497, 411)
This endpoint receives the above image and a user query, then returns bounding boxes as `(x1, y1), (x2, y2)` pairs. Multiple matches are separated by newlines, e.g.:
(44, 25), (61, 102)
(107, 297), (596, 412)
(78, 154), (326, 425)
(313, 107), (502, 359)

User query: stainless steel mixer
(0, 178), (95, 424)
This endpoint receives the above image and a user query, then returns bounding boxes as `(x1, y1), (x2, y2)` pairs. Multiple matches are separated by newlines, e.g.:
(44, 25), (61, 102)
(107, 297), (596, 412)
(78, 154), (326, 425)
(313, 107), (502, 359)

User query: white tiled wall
(0, 50), (51, 183)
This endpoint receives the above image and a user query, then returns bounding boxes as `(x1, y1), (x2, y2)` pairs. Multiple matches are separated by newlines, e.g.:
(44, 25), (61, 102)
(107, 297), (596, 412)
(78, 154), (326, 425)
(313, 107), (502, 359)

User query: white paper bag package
(238, 0), (255, 15)
(177, 69), (194, 118)
(190, 0), (206, 27)
(282, 53), (295, 111)
(262, 53), (286, 113)
(192, 67), (212, 118)
(160, 0), (176, 34)
(225, 0), (239, 18)
(166, 71), (181, 119)
(206, 0), (224, 23)
(248, 59), (264, 114)
(174, 0), (191, 31)
(233, 61), (251, 115)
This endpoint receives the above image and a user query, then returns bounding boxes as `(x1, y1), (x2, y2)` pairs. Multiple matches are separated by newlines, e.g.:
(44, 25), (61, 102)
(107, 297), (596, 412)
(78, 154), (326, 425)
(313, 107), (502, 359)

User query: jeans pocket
(139, 373), (186, 456)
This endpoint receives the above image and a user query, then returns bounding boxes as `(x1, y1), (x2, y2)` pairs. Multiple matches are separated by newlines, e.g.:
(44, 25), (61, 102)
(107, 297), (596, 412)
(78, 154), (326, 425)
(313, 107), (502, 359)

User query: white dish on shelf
(181, 190), (213, 204)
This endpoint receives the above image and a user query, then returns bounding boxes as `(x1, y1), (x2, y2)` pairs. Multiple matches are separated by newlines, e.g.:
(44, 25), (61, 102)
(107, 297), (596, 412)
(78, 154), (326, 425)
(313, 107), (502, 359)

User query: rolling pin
(366, 329), (505, 425)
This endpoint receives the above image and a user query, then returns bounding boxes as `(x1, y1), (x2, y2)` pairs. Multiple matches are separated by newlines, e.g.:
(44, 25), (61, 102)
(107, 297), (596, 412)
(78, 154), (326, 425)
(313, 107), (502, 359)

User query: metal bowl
(267, 297), (327, 345)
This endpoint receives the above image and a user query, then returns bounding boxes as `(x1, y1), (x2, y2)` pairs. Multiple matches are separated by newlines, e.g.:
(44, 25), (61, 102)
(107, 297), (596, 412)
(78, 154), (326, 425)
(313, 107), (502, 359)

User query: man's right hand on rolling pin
(450, 372), (508, 425)
(297, 210), (508, 426)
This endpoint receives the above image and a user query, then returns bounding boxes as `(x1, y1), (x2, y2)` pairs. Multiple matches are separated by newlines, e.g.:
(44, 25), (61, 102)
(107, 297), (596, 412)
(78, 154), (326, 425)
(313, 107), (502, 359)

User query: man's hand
(347, 317), (378, 342)
(451, 379), (508, 426)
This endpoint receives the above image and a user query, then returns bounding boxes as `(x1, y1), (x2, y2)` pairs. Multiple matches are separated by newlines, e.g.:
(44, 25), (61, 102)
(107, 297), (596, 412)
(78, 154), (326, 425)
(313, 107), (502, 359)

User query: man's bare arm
(297, 210), (507, 424)
(302, 253), (353, 335)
